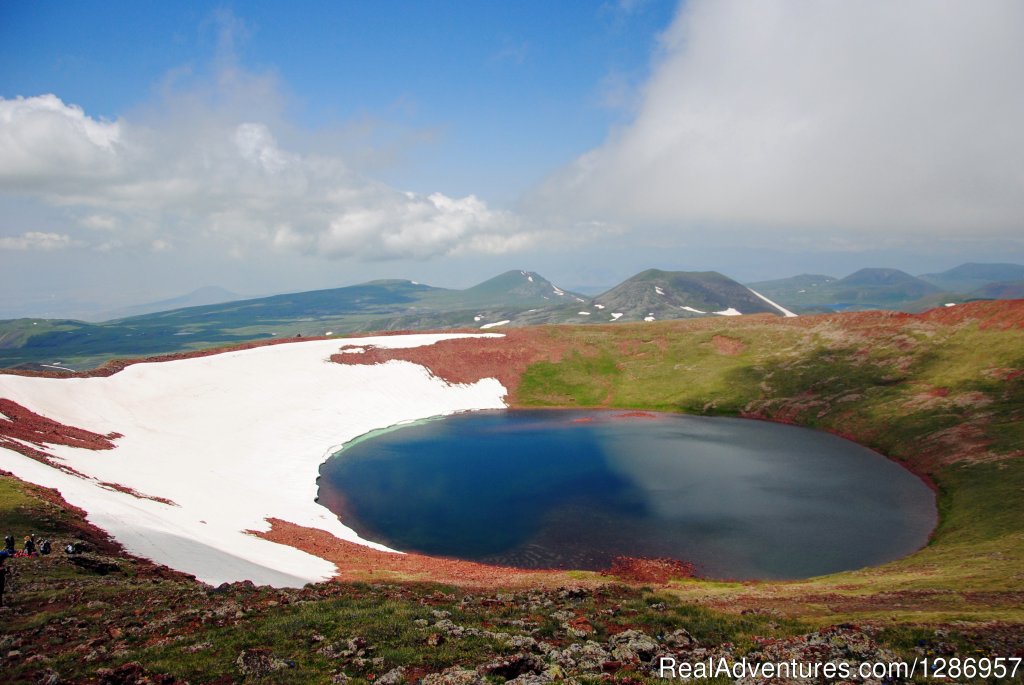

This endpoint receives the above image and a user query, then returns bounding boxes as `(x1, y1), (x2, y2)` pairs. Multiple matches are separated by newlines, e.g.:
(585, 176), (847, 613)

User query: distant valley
(1, 262), (1021, 371)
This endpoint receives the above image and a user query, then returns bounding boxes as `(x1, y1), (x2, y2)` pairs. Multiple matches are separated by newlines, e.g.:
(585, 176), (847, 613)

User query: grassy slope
(2, 304), (1022, 682)
(514, 312), (1024, 622)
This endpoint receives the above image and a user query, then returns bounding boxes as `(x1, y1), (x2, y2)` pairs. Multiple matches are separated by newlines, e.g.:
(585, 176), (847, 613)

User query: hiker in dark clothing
(23, 535), (35, 555)
(0, 552), (8, 607)
(40, 539), (52, 555)
(3, 534), (13, 555)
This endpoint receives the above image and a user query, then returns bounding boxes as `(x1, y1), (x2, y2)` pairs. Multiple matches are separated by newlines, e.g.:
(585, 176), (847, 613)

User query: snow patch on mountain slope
(0, 334), (506, 587)
(747, 288), (799, 318)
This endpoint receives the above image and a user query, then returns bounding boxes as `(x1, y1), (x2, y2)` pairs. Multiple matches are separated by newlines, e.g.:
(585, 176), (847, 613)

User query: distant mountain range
(748, 262), (1024, 313)
(919, 262), (1024, 293)
(1, 262), (1021, 371)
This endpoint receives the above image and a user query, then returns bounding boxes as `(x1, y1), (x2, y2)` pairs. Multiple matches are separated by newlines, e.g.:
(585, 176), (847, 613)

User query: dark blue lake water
(317, 410), (936, 579)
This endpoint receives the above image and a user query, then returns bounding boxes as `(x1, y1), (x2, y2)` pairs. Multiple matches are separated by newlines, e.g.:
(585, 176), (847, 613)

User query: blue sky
(2, 1), (1023, 318)
(1, 1), (670, 202)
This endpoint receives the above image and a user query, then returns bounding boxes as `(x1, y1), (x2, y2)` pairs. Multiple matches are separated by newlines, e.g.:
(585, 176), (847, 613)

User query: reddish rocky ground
(0, 399), (120, 477)
(253, 518), (571, 588)
(331, 328), (575, 402)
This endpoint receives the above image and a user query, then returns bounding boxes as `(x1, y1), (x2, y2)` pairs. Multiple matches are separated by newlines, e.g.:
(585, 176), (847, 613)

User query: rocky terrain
(2, 481), (1020, 684)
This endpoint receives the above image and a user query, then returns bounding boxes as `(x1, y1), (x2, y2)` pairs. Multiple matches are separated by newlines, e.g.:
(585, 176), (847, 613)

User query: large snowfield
(0, 334), (507, 587)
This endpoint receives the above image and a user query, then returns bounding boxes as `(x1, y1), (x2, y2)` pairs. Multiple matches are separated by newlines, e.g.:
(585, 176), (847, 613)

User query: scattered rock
(565, 616), (594, 638)
(67, 554), (121, 575)
(608, 629), (659, 663)
(664, 628), (698, 649)
(36, 670), (61, 685)
(95, 661), (183, 684)
(236, 648), (290, 677)
(377, 666), (406, 685)
(478, 652), (545, 679)
(493, 633), (538, 651)
(505, 674), (553, 685)
(318, 636), (375, 660)
(557, 587), (590, 600)
(548, 641), (611, 672)
(422, 666), (487, 685)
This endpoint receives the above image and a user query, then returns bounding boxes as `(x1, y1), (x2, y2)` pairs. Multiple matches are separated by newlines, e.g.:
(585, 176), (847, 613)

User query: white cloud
(80, 214), (120, 231)
(0, 231), (79, 251)
(539, 0), (1024, 240)
(0, 94), (539, 260)
(0, 95), (123, 184)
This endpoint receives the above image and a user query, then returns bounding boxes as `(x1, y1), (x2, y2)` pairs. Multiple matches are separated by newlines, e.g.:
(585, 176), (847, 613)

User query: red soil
(710, 334), (746, 356)
(98, 481), (177, 506)
(0, 398), (120, 451)
(252, 518), (583, 588)
(0, 399), (120, 476)
(602, 556), (697, 584)
(917, 298), (1024, 330)
(331, 328), (575, 401)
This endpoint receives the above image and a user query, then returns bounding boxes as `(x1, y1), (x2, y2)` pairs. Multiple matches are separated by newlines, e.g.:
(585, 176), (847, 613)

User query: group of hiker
(1, 532), (85, 607)
(3, 532), (53, 558)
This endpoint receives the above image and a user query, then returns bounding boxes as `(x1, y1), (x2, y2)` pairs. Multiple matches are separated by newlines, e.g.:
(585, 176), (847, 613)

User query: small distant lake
(317, 410), (936, 579)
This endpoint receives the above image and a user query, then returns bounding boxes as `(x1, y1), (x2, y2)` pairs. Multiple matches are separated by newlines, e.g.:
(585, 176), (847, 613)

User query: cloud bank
(539, 0), (1024, 239)
(0, 231), (79, 251)
(0, 94), (536, 260)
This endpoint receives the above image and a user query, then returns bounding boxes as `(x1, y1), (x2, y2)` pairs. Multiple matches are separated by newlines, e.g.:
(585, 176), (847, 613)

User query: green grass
(513, 316), (1024, 622)
(0, 478), (77, 543)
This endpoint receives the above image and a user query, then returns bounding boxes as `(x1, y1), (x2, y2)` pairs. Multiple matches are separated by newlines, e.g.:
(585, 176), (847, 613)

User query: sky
(2, 0), (1023, 319)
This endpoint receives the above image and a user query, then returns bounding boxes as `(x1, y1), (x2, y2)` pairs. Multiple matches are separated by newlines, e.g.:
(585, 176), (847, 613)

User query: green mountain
(582, 269), (779, 322)
(133, 279), (442, 325)
(832, 268), (942, 304)
(749, 268), (943, 312)
(445, 270), (585, 308)
(0, 273), (586, 370)
(24, 264), (1017, 372)
(920, 262), (1024, 293)
(744, 274), (839, 312)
